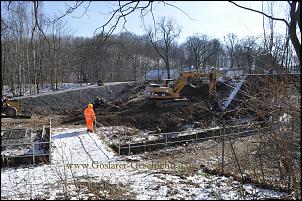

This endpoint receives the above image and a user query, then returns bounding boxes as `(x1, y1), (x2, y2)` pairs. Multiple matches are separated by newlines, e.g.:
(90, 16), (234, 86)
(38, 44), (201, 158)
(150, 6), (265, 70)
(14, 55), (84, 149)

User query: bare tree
(234, 36), (258, 74)
(229, 1), (300, 65)
(204, 38), (221, 67)
(184, 34), (208, 70)
(234, 74), (301, 198)
(224, 33), (238, 69)
(147, 17), (182, 79)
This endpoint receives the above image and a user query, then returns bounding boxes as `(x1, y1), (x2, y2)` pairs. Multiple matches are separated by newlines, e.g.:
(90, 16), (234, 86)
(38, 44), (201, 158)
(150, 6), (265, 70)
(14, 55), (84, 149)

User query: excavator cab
(162, 79), (174, 87)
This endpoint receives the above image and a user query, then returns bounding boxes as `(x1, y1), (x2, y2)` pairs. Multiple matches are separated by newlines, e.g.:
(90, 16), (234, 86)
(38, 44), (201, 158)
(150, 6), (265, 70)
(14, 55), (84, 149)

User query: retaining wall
(14, 82), (138, 114)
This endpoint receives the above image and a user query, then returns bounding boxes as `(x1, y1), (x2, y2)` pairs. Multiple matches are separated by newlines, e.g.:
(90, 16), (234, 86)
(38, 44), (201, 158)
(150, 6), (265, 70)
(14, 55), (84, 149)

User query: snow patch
(3, 83), (93, 97)
(279, 113), (292, 123)
(1, 127), (289, 200)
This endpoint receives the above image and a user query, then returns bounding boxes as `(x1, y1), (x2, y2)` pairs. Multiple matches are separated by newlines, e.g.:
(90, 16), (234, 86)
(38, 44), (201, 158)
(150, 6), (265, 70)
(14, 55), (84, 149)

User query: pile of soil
(62, 81), (227, 132)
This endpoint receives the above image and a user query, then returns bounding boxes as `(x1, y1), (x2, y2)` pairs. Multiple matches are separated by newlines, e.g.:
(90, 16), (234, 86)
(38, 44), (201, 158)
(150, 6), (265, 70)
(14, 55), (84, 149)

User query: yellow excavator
(1, 98), (32, 118)
(144, 71), (205, 107)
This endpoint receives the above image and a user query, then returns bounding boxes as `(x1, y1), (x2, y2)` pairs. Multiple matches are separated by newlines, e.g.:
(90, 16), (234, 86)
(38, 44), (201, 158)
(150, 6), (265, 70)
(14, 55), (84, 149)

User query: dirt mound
(180, 83), (209, 99)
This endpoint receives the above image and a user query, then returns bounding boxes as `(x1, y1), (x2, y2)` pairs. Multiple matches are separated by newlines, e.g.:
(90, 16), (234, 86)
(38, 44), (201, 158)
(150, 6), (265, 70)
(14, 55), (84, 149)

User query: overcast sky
(43, 1), (289, 43)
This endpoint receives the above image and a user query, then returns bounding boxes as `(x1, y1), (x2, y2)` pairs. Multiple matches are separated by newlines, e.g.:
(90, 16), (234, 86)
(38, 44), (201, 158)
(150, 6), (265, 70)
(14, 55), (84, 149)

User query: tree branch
(46, 1), (86, 25)
(33, 1), (50, 47)
(229, 1), (290, 27)
(161, 2), (197, 22)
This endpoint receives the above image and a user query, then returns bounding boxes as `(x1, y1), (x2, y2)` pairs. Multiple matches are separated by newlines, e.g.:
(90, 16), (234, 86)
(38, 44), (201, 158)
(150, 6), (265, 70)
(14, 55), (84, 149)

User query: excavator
(1, 98), (32, 118)
(144, 71), (206, 107)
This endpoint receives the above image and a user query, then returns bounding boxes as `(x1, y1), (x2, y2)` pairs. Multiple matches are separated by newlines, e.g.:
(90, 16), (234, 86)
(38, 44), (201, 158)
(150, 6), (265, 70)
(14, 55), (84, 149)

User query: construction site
(2, 1), (301, 199)
(1, 70), (300, 199)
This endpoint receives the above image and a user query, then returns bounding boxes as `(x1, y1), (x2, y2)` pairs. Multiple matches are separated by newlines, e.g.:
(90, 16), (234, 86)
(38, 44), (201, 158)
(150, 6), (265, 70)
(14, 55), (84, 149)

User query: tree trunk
(166, 59), (171, 79)
(289, 2), (300, 64)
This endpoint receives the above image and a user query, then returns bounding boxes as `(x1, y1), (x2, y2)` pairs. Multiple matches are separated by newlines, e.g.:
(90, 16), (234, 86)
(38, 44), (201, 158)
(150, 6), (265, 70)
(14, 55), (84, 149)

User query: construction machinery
(1, 98), (32, 118)
(96, 79), (105, 86)
(144, 71), (205, 107)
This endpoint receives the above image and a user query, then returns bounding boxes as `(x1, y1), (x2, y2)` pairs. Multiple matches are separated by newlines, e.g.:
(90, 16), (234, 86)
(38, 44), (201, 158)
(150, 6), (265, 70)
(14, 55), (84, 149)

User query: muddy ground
(62, 81), (230, 132)
(1, 79), (230, 132)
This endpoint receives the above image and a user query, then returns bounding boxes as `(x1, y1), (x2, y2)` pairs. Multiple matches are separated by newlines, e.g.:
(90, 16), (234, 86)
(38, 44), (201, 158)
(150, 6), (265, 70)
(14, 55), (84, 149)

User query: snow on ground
(3, 83), (93, 97)
(1, 126), (288, 200)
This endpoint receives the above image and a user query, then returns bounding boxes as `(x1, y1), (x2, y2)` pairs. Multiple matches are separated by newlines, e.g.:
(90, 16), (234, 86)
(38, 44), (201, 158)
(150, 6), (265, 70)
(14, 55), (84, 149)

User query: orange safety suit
(84, 107), (96, 131)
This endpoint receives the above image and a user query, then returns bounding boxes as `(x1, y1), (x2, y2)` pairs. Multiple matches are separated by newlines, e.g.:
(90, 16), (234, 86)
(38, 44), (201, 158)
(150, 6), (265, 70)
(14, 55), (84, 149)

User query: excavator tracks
(155, 98), (190, 108)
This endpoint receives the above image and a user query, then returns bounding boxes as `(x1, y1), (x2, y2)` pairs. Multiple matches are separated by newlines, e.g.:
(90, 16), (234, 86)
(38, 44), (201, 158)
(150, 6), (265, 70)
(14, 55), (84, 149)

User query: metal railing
(1, 125), (52, 168)
(106, 120), (270, 155)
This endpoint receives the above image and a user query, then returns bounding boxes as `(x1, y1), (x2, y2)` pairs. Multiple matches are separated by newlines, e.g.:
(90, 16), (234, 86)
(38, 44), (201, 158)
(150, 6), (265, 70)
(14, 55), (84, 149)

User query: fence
(1, 126), (52, 168)
(105, 117), (300, 195)
(107, 119), (268, 155)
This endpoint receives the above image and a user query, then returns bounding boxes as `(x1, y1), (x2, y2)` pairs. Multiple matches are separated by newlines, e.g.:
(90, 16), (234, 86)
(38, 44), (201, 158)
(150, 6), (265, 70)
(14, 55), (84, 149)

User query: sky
(42, 1), (288, 44)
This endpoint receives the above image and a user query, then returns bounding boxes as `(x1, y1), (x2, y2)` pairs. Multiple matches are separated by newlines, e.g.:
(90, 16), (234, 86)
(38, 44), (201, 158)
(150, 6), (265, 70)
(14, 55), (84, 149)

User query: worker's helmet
(211, 66), (215, 69)
(88, 103), (93, 108)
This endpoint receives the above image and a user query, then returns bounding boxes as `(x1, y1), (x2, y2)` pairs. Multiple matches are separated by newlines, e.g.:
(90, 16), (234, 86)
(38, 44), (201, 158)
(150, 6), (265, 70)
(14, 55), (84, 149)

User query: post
(128, 136), (131, 155)
(165, 133), (168, 147)
(50, 117), (52, 132)
(288, 168), (291, 192)
(237, 121), (240, 137)
(118, 138), (121, 155)
(221, 119), (225, 174)
(49, 116), (52, 163)
(32, 143), (35, 165)
(44, 127), (51, 163)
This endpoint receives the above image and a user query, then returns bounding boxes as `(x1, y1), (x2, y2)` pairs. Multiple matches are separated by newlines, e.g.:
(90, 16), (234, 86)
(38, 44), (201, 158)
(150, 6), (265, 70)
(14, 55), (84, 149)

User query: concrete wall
(18, 82), (138, 114)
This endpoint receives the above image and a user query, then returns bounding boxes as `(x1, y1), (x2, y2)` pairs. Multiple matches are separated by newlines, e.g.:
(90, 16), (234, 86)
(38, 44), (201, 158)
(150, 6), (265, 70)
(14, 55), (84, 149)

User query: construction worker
(209, 66), (217, 97)
(84, 103), (96, 132)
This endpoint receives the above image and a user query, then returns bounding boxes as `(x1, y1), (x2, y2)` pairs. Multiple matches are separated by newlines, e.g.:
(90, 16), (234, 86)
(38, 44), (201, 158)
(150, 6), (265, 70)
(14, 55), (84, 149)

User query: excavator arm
(145, 71), (204, 98)
(172, 71), (203, 94)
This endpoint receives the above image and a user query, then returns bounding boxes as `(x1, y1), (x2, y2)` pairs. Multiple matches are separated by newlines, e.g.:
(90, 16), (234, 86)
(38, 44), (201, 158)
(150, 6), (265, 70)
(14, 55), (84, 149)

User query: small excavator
(1, 98), (32, 118)
(144, 71), (207, 107)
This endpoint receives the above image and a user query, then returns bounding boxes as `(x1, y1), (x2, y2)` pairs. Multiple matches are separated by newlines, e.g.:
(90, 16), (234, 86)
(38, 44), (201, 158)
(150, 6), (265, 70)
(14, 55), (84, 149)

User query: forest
(1, 1), (300, 97)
